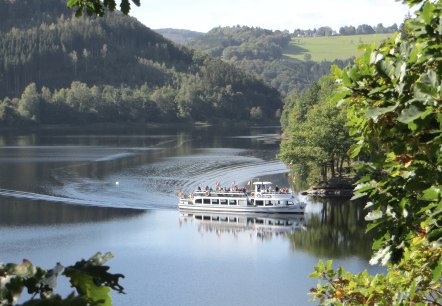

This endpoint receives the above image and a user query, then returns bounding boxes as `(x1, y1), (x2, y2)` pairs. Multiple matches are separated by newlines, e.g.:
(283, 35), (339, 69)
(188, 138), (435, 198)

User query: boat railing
(193, 191), (247, 197)
(250, 191), (292, 196)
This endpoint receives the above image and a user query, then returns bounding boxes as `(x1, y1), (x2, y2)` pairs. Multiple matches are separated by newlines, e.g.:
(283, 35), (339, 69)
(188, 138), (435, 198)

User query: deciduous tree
(310, 0), (442, 303)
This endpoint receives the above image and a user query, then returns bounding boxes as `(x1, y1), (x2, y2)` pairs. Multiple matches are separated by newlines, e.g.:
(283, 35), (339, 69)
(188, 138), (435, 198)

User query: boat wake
(0, 187), (133, 208)
(49, 148), (291, 210)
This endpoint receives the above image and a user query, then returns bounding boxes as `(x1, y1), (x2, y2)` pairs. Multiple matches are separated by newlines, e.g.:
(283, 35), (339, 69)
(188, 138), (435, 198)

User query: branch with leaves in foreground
(67, 0), (140, 16)
(0, 252), (124, 306)
(309, 0), (442, 304)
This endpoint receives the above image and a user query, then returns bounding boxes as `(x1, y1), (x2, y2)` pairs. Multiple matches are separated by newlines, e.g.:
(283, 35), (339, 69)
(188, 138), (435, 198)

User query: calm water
(0, 125), (379, 305)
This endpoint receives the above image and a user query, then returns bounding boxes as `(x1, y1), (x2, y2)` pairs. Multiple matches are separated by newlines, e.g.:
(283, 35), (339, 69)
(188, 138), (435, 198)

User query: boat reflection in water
(179, 212), (306, 240)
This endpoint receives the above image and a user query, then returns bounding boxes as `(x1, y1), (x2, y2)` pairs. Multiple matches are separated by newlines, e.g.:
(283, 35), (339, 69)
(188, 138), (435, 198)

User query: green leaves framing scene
(282, 0), (442, 304)
(67, 0), (140, 16)
(0, 252), (124, 306)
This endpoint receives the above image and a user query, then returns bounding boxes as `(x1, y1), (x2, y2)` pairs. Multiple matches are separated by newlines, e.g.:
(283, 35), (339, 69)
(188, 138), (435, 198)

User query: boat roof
(253, 181), (272, 185)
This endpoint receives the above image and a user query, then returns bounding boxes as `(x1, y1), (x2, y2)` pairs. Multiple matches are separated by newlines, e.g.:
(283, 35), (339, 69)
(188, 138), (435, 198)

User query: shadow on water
(289, 197), (372, 260)
(0, 198), (146, 226)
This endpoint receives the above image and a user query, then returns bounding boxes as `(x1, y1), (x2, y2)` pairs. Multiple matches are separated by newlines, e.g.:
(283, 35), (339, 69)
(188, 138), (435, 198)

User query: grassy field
(283, 33), (393, 62)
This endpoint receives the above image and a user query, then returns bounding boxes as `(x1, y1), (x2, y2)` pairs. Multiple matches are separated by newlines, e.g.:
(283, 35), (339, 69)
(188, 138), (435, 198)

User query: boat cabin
(253, 181), (273, 193)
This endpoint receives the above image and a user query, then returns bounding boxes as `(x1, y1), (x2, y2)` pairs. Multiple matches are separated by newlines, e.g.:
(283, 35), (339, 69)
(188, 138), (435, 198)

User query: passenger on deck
(275, 185), (279, 192)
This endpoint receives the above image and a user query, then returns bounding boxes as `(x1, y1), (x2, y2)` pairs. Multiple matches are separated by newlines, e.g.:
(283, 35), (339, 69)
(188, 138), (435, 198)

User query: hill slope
(187, 26), (351, 95)
(0, 0), (281, 125)
(155, 28), (204, 45)
(284, 33), (393, 62)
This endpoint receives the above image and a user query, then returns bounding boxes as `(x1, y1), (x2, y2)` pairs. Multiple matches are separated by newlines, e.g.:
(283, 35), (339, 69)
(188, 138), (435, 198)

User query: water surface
(0, 125), (379, 305)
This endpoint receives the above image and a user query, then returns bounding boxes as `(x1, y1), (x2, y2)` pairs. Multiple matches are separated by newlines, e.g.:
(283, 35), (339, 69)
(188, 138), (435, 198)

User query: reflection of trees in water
(289, 198), (372, 260)
(0, 198), (145, 226)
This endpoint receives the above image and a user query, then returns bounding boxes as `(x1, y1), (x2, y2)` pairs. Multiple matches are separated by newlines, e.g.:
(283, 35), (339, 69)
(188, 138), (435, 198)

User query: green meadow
(283, 33), (394, 62)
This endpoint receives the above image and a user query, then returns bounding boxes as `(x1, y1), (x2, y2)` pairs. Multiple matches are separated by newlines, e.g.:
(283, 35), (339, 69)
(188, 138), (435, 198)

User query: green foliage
(310, 237), (442, 305)
(334, 0), (442, 264)
(278, 76), (352, 184)
(66, 0), (140, 16)
(17, 83), (40, 122)
(309, 0), (442, 304)
(0, 253), (124, 306)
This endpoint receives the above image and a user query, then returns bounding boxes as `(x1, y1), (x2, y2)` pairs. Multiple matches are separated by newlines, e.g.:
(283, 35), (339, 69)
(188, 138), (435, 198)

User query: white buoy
(115, 181), (119, 186)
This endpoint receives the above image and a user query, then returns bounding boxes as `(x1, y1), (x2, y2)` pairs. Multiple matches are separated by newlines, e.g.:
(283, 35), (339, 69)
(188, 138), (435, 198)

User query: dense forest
(0, 0), (281, 126)
(187, 26), (351, 95)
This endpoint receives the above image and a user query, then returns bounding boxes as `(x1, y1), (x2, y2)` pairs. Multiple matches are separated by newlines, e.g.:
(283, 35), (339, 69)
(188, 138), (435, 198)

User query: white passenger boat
(178, 181), (306, 214)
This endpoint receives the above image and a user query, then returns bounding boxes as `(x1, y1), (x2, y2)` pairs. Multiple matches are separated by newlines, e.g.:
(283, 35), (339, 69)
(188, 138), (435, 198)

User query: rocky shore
(300, 178), (354, 198)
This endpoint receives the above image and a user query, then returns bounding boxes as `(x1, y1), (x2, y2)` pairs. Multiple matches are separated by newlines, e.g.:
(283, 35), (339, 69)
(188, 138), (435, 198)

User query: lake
(0, 125), (380, 305)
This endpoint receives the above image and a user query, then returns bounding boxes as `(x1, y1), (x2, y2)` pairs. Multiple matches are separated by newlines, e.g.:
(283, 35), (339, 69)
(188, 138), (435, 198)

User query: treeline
(293, 23), (399, 37)
(278, 76), (352, 184)
(0, 0), (282, 126)
(0, 62), (281, 126)
(187, 26), (350, 95)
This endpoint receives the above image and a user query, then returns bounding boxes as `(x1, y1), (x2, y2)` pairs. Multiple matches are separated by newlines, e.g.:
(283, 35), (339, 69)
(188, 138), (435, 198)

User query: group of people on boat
(178, 181), (292, 198)
(197, 183), (247, 193)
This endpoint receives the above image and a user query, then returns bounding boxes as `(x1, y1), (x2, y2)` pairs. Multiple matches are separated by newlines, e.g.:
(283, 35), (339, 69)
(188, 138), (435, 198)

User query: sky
(131, 0), (412, 33)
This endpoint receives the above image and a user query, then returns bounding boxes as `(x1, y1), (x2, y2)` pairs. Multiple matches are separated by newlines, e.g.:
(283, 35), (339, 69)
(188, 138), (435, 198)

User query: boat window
(229, 200), (237, 205)
(203, 216), (210, 220)
(266, 201), (273, 206)
(229, 217), (237, 222)
(287, 201), (294, 205)
(203, 199), (211, 204)
(212, 199), (219, 204)
(256, 200), (264, 206)
(195, 199), (202, 204)
(220, 199), (228, 205)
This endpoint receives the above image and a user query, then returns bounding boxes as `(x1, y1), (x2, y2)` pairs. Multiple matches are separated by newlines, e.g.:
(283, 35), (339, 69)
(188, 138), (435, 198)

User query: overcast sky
(130, 0), (411, 32)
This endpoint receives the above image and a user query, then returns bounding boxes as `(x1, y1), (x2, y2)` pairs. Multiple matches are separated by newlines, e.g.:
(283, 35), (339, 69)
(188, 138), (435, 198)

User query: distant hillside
(187, 26), (351, 95)
(284, 33), (394, 62)
(0, 0), (282, 126)
(155, 28), (204, 45)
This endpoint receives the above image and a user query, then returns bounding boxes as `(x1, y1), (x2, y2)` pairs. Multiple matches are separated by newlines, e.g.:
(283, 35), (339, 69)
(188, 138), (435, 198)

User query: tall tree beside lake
(278, 76), (352, 185)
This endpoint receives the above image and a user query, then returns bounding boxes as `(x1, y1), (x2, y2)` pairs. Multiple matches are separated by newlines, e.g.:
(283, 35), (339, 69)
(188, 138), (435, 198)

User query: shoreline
(0, 120), (282, 134)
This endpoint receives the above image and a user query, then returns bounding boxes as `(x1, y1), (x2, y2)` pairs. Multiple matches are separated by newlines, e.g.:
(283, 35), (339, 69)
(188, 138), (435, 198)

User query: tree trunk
(322, 163), (328, 185)
(339, 157), (345, 177)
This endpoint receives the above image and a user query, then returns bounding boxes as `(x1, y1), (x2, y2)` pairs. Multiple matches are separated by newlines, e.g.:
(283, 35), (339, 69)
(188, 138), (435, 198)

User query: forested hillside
(187, 26), (350, 94)
(0, 0), (281, 126)
(155, 28), (203, 45)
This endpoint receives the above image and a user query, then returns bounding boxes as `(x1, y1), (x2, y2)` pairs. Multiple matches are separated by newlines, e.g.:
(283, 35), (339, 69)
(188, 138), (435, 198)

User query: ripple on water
(50, 148), (290, 210)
